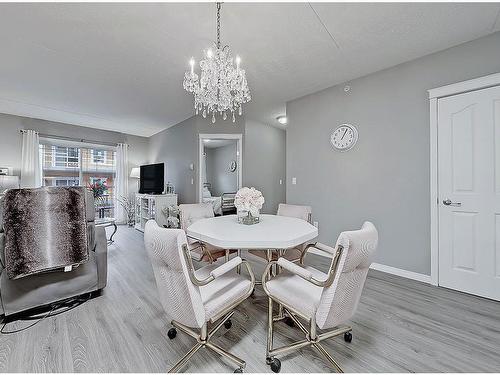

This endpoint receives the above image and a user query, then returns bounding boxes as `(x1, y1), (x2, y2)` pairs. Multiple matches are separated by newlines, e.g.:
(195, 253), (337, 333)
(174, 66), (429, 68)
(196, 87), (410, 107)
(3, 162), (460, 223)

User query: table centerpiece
(234, 187), (264, 225)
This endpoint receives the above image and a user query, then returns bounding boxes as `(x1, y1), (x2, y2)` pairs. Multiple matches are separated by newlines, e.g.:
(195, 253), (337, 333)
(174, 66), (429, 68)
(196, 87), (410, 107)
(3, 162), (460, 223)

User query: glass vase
(237, 209), (260, 225)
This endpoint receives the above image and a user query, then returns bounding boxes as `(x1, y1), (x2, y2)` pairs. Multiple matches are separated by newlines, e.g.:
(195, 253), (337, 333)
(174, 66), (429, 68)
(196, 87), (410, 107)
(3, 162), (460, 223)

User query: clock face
(330, 124), (358, 151)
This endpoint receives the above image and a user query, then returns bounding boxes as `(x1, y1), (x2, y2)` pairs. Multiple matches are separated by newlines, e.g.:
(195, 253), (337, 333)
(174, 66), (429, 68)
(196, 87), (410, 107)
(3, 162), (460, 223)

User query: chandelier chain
(216, 2), (221, 49)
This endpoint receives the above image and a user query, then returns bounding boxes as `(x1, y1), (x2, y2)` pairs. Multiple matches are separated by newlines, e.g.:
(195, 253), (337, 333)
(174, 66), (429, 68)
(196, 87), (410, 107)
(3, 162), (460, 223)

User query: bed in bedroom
(202, 184), (222, 215)
(202, 184), (235, 216)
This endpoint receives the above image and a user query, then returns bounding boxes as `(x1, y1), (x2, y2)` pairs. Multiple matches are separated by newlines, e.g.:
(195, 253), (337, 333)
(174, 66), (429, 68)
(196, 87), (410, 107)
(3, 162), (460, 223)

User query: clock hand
(341, 129), (348, 140)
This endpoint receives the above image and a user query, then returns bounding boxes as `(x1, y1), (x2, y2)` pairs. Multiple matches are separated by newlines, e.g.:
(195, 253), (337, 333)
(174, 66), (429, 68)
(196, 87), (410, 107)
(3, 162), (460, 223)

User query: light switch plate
(279, 179), (283, 185)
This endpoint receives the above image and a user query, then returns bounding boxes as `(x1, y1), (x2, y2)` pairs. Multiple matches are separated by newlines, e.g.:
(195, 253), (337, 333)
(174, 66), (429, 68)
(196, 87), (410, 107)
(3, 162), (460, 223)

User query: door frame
(428, 72), (500, 286)
(198, 133), (243, 203)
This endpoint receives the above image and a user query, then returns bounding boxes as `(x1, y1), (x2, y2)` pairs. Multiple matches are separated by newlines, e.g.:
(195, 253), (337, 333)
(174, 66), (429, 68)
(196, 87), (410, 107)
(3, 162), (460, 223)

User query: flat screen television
(139, 163), (164, 194)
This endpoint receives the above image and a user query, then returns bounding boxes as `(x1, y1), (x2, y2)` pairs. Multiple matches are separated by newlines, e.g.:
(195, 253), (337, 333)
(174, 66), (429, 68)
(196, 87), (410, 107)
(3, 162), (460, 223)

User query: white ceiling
(0, 2), (499, 137)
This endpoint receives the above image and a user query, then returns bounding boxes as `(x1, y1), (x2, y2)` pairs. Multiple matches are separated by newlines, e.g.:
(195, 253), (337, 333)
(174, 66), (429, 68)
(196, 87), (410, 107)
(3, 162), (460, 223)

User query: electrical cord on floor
(0, 293), (92, 334)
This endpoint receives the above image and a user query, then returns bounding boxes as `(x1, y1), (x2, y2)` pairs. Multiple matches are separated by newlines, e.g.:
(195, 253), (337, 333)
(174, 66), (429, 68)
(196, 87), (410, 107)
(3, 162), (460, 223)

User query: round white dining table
(186, 214), (318, 249)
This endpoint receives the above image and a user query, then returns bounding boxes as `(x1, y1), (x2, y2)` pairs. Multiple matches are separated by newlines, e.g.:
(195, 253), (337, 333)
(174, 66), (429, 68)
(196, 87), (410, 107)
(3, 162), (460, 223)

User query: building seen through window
(39, 143), (116, 218)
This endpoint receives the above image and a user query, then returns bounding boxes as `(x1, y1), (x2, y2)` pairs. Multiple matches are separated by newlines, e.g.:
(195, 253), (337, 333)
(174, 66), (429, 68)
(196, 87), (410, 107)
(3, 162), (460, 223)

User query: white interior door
(438, 85), (500, 301)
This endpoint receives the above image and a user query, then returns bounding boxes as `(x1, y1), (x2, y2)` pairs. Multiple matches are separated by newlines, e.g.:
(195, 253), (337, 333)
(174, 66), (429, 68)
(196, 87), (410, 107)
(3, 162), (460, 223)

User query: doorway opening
(198, 134), (242, 215)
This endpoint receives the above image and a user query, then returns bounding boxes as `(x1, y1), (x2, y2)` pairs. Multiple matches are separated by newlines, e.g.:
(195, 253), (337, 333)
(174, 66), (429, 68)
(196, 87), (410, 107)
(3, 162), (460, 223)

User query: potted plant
(88, 180), (108, 218)
(116, 195), (136, 227)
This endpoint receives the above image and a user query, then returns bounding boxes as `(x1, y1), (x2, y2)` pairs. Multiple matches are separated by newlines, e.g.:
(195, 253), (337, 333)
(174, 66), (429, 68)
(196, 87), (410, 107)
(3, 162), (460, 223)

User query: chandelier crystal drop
(183, 2), (251, 124)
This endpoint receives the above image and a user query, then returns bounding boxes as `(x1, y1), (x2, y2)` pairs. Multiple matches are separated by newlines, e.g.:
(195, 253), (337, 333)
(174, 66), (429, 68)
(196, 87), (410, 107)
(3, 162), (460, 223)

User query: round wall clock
(330, 124), (358, 152)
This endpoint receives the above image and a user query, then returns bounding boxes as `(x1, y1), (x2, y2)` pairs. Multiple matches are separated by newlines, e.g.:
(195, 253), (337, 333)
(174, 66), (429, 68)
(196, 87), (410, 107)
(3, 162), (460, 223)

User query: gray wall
(205, 142), (238, 197)
(244, 120), (286, 214)
(286, 31), (500, 276)
(149, 114), (245, 204)
(0, 113), (149, 196)
(149, 116), (198, 203)
(149, 115), (287, 212)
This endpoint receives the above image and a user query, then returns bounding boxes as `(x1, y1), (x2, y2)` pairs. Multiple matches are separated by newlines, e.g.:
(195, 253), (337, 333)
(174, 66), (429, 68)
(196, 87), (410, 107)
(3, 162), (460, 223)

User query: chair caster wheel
(167, 328), (177, 339)
(224, 319), (232, 329)
(269, 358), (281, 373)
(284, 317), (295, 327)
(234, 367), (243, 373)
(344, 331), (352, 343)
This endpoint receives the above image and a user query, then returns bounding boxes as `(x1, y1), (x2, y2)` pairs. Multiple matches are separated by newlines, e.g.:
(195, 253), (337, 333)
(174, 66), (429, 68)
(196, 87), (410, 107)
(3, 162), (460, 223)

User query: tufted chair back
(179, 203), (214, 231)
(144, 220), (206, 328)
(315, 221), (378, 330)
(277, 203), (312, 223)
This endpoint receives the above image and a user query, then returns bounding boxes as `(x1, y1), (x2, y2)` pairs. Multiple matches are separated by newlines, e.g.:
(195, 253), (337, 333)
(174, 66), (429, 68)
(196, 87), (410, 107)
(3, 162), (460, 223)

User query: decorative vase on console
(234, 187), (264, 225)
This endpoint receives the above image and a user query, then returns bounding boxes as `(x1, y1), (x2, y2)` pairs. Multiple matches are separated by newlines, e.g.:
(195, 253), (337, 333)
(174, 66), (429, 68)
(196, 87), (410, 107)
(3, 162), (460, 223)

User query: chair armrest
(314, 242), (336, 254)
(263, 244), (345, 290)
(182, 244), (255, 287)
(95, 226), (108, 290)
(300, 242), (337, 263)
(262, 258), (325, 287)
(277, 258), (313, 280)
(210, 256), (242, 278)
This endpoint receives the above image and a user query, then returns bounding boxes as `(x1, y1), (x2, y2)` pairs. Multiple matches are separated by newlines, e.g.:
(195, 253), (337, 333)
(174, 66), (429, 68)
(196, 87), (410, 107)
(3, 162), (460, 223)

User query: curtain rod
(19, 130), (118, 147)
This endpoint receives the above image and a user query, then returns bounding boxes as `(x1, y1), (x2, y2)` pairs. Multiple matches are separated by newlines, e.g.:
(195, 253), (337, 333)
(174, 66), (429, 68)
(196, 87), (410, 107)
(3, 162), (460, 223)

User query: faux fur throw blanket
(3, 186), (89, 280)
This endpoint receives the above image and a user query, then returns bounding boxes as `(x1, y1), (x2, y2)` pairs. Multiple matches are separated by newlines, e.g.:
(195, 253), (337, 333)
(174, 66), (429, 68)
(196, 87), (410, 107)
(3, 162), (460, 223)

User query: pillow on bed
(202, 187), (212, 198)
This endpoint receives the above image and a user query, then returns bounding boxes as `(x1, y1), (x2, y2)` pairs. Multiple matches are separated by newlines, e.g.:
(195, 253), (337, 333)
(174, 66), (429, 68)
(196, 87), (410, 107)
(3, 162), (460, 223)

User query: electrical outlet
(313, 221), (319, 229)
(292, 177), (297, 185)
(279, 179), (283, 185)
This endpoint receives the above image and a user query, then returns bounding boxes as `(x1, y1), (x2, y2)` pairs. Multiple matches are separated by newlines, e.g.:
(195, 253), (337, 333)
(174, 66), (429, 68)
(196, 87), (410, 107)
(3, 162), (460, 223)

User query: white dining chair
(179, 203), (236, 263)
(144, 221), (256, 373)
(249, 203), (313, 263)
(262, 221), (378, 373)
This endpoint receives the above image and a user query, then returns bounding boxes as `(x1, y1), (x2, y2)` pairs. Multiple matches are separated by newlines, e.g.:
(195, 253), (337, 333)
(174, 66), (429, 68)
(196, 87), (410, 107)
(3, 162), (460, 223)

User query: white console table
(134, 193), (178, 232)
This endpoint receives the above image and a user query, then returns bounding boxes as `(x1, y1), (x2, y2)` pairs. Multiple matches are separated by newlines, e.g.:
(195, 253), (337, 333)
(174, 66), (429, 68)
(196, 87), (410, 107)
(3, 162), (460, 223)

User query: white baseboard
(369, 262), (431, 284)
(306, 248), (432, 284)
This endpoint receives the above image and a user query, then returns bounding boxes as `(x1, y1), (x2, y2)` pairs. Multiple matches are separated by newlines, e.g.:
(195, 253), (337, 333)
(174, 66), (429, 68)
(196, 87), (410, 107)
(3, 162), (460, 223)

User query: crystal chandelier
(183, 2), (251, 124)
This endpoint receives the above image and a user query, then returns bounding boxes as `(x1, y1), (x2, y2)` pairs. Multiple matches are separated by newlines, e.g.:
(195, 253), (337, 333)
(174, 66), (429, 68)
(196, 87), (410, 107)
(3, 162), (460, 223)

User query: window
(39, 143), (117, 218)
(92, 149), (106, 164)
(55, 178), (80, 187)
(54, 146), (79, 167)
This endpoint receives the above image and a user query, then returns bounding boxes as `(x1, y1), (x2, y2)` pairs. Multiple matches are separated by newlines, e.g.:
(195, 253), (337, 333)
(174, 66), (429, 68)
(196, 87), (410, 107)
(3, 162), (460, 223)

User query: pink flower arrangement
(234, 187), (265, 215)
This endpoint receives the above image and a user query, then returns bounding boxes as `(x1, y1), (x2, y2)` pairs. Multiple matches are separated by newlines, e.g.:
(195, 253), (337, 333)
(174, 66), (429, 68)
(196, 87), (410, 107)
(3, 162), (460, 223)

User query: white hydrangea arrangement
(162, 204), (180, 228)
(234, 187), (265, 216)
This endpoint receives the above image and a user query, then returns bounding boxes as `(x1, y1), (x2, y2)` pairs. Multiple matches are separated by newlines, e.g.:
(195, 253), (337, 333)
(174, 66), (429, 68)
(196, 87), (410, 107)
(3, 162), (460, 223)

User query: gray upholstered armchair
(0, 189), (107, 317)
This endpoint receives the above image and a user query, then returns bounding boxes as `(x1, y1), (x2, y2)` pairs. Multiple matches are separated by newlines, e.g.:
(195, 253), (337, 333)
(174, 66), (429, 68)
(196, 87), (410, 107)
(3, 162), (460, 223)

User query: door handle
(443, 199), (461, 207)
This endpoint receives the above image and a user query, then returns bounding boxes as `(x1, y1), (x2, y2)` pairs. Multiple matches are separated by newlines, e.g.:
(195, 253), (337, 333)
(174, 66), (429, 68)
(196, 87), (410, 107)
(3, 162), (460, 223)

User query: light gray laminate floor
(1, 226), (499, 372)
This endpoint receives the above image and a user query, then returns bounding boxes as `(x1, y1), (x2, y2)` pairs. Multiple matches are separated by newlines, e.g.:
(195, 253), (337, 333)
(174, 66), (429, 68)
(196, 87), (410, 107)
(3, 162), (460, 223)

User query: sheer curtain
(20, 130), (42, 188)
(115, 143), (129, 224)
